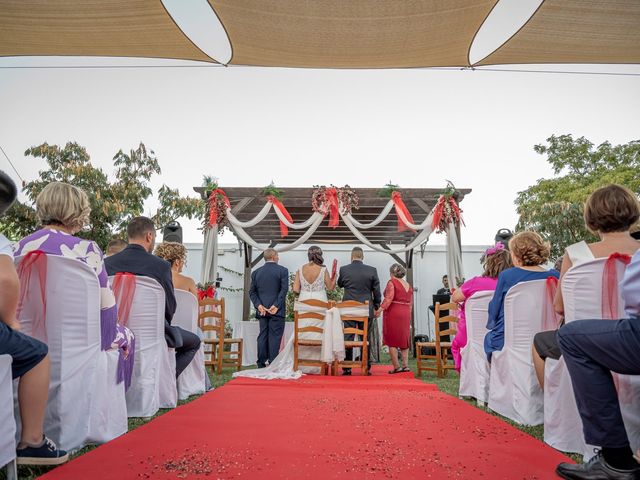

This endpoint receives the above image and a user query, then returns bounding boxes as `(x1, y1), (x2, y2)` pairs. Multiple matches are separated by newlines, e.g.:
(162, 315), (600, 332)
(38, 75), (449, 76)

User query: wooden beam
(378, 243), (406, 267)
(231, 197), (254, 215)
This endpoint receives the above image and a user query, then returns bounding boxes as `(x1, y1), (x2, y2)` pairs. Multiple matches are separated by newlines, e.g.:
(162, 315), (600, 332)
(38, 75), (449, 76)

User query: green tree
(0, 141), (204, 248)
(516, 134), (640, 258)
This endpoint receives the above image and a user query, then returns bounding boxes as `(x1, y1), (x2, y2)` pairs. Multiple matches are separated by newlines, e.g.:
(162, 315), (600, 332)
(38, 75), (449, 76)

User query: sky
(0, 2), (639, 245)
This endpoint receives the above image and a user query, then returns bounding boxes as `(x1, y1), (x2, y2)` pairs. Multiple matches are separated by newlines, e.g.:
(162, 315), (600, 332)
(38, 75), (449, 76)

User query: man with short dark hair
(105, 216), (200, 378)
(437, 275), (451, 295)
(337, 247), (381, 375)
(249, 248), (288, 368)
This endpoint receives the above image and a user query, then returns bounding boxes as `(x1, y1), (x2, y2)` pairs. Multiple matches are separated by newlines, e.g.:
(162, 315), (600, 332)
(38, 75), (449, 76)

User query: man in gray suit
(337, 247), (381, 375)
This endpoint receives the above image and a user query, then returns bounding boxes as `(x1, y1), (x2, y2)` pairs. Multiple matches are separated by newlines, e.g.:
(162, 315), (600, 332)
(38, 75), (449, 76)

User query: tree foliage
(516, 134), (640, 259)
(0, 141), (204, 249)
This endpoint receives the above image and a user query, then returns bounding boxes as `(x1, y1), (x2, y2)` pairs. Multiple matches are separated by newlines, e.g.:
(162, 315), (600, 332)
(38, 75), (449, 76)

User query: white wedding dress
(233, 267), (328, 380)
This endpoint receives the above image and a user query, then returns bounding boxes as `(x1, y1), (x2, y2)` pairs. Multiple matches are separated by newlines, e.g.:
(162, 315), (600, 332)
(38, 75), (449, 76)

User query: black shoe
(341, 369), (352, 376)
(257, 364), (266, 369)
(17, 436), (69, 466)
(556, 451), (640, 480)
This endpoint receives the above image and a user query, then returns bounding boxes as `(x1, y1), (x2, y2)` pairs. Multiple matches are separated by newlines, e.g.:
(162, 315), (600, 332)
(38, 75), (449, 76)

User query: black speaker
(163, 221), (183, 243)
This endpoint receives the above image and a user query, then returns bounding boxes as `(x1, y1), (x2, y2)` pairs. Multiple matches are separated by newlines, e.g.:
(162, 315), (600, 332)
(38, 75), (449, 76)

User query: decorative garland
(219, 266), (243, 276)
(431, 181), (465, 234)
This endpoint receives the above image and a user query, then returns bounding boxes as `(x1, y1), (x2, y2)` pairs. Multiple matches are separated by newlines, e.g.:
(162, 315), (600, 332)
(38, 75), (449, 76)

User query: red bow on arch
(198, 285), (215, 300)
(326, 187), (340, 228)
(268, 195), (293, 238)
(391, 191), (415, 232)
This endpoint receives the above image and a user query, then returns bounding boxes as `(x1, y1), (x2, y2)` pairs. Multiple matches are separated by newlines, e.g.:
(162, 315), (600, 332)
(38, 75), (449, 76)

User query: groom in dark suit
(337, 247), (381, 375)
(249, 248), (289, 368)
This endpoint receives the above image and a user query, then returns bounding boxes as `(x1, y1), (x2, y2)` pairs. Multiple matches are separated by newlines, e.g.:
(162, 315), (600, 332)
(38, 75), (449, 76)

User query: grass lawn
(5, 355), (577, 480)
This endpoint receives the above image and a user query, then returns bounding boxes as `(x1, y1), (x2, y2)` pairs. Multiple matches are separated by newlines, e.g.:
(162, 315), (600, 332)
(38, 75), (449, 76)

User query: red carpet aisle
(41, 367), (570, 479)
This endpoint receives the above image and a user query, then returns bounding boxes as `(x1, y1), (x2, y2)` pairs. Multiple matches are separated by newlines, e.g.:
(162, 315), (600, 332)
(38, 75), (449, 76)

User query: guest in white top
(532, 184), (640, 389)
(555, 249), (640, 479)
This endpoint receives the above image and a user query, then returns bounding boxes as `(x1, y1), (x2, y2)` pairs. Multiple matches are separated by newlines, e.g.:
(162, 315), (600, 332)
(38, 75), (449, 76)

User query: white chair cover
(173, 290), (206, 400)
(17, 256), (126, 451)
(488, 279), (547, 425)
(544, 258), (639, 458)
(459, 291), (494, 404)
(0, 355), (16, 470)
(112, 275), (177, 417)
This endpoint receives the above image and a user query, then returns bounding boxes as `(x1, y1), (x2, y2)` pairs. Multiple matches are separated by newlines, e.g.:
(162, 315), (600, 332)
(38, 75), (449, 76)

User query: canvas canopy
(0, 0), (638, 67)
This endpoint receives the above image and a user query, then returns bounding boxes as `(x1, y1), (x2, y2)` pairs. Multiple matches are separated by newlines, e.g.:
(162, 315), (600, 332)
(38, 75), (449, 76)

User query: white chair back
(112, 275), (177, 417)
(488, 279), (547, 425)
(174, 290), (206, 399)
(17, 256), (126, 451)
(545, 258), (638, 457)
(0, 355), (16, 474)
(459, 290), (494, 404)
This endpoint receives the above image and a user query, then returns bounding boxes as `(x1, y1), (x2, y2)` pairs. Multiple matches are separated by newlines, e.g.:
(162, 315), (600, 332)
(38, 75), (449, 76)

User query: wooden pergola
(194, 186), (470, 335)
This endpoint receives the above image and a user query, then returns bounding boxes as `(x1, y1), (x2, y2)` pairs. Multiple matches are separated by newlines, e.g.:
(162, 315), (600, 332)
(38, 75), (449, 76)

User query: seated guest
(106, 217), (200, 378)
(533, 184), (640, 389)
(154, 242), (198, 297)
(0, 171), (68, 465)
(374, 263), (413, 374)
(106, 238), (127, 257)
(437, 275), (451, 295)
(484, 231), (558, 361)
(14, 182), (134, 384)
(555, 248), (640, 479)
(450, 243), (512, 371)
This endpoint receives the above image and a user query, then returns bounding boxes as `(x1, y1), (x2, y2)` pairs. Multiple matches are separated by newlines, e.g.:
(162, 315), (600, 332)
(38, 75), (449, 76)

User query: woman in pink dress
(375, 264), (413, 374)
(450, 244), (512, 371)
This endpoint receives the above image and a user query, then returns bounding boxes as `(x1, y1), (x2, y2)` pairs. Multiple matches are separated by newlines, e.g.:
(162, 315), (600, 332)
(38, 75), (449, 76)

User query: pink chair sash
(112, 272), (137, 328)
(17, 250), (48, 342)
(600, 253), (633, 404)
(542, 276), (562, 331)
(602, 253), (631, 320)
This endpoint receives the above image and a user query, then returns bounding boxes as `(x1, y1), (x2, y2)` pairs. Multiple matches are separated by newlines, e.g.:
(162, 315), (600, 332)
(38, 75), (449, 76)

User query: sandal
(388, 368), (403, 374)
(401, 367), (411, 372)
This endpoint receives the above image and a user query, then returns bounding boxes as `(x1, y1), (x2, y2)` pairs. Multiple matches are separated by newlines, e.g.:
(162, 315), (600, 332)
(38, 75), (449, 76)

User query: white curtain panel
(200, 227), (218, 284)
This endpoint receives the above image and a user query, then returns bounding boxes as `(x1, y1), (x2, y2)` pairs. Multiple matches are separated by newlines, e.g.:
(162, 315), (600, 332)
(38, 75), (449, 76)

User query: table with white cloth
(231, 321), (295, 366)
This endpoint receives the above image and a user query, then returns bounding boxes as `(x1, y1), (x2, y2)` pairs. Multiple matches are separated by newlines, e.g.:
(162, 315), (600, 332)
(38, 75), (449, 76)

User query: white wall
(183, 242), (490, 338)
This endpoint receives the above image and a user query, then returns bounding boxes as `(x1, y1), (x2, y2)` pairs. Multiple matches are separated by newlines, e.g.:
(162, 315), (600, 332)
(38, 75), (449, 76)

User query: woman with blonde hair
(14, 181), (135, 387)
(484, 231), (558, 361)
(154, 242), (198, 297)
(450, 244), (512, 371)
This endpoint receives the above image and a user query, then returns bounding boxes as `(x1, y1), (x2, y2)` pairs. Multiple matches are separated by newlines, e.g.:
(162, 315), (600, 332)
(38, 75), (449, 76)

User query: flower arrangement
(201, 176), (230, 230)
(262, 182), (284, 199)
(431, 181), (465, 234)
(196, 282), (216, 300)
(312, 185), (359, 217)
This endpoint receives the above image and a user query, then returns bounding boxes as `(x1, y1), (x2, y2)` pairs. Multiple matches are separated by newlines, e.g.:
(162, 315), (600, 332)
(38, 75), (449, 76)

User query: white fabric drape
(232, 214), (325, 253)
(341, 214), (433, 254)
(199, 227), (218, 284)
(445, 222), (465, 288)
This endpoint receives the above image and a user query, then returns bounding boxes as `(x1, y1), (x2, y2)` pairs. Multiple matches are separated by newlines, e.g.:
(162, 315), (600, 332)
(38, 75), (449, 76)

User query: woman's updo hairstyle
(509, 231), (551, 267)
(390, 263), (406, 279)
(307, 245), (324, 266)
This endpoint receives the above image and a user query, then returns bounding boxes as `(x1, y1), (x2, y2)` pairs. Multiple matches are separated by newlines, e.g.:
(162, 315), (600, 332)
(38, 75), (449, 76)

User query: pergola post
(242, 242), (253, 321)
(405, 248), (415, 353)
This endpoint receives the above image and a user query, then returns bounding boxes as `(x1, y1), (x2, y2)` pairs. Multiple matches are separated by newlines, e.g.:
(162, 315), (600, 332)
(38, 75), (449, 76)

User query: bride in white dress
(233, 246), (336, 380)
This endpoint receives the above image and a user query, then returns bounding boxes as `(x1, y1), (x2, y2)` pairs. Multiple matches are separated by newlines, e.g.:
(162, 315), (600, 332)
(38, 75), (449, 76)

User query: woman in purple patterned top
(14, 182), (134, 387)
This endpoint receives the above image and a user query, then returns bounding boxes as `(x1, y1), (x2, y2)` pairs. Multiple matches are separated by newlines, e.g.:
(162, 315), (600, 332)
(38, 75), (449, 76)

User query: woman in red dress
(375, 263), (413, 374)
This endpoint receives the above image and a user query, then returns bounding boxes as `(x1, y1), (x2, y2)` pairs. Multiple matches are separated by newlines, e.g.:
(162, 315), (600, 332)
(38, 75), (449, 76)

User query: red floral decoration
(312, 185), (359, 228)
(207, 188), (230, 229)
(431, 187), (465, 234)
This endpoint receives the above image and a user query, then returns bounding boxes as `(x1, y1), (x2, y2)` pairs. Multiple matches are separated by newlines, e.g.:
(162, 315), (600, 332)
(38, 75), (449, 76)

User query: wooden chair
(416, 301), (459, 378)
(198, 297), (243, 374)
(332, 300), (369, 376)
(293, 299), (330, 375)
